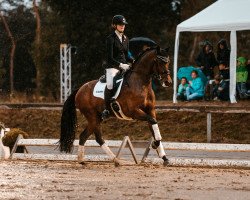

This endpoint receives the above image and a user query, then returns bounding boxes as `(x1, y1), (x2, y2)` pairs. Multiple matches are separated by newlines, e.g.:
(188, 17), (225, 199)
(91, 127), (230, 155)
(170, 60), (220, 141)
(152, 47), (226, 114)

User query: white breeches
(106, 68), (119, 90)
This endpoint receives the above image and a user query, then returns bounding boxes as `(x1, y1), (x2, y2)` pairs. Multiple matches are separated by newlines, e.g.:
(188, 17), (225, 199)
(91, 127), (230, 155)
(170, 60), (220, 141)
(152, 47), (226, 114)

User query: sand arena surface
(0, 160), (249, 200)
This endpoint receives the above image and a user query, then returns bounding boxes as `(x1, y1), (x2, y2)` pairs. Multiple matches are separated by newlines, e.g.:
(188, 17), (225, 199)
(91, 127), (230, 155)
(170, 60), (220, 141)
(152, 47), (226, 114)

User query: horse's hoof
(113, 158), (121, 167)
(163, 159), (170, 166)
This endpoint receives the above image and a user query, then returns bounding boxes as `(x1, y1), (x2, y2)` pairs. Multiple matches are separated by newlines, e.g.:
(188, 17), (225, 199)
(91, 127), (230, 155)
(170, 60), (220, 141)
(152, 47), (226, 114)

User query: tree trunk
(189, 34), (200, 64)
(33, 0), (41, 93)
(0, 12), (16, 95)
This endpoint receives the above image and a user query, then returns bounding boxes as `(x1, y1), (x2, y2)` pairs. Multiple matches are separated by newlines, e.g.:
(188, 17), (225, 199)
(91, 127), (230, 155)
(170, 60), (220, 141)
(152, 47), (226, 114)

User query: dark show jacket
(105, 32), (133, 69)
(195, 51), (218, 77)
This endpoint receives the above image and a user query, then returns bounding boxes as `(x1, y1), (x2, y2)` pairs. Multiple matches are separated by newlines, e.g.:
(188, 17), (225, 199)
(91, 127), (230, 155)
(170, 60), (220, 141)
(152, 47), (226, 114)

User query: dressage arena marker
(116, 136), (139, 164)
(141, 137), (154, 163)
(8, 135), (250, 167)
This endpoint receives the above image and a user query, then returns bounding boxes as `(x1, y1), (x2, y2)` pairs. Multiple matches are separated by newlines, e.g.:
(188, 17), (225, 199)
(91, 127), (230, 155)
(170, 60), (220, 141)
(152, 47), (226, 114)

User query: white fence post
(0, 128), (10, 159)
(207, 113), (212, 143)
(60, 44), (72, 103)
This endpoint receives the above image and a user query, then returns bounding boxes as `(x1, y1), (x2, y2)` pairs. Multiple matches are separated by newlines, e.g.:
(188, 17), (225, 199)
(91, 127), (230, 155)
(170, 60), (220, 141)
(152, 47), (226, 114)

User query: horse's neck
(129, 51), (155, 86)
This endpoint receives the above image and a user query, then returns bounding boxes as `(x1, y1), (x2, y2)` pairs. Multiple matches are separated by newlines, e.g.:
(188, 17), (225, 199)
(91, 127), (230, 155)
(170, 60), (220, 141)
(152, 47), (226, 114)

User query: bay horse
(59, 46), (172, 165)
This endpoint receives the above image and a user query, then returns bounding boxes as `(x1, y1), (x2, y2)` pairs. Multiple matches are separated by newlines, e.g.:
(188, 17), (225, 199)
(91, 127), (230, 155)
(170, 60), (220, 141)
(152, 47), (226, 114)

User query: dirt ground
(0, 107), (249, 143)
(0, 160), (249, 200)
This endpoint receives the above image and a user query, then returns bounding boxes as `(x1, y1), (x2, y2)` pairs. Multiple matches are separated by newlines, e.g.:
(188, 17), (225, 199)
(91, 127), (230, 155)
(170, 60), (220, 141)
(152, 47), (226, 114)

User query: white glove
(119, 63), (130, 71)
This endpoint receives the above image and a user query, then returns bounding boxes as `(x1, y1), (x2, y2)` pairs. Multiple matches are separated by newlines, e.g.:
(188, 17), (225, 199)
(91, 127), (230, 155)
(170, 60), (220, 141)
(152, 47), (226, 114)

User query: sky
(0, 0), (41, 10)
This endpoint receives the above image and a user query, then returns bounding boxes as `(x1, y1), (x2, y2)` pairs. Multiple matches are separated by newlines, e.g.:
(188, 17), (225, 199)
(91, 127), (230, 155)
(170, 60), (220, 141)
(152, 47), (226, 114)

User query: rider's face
(116, 24), (125, 33)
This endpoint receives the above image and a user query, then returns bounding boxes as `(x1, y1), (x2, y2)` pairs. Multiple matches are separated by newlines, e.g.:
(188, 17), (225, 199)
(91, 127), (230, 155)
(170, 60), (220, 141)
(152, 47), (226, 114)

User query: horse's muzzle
(161, 74), (172, 88)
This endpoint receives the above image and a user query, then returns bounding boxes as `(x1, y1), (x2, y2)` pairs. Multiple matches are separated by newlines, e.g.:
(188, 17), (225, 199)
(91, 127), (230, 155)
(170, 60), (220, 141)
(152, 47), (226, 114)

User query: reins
(124, 47), (170, 85)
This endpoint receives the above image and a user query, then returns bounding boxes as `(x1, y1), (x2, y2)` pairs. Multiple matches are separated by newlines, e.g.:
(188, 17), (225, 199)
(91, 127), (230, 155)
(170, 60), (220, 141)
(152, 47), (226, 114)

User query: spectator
(217, 39), (230, 66)
(177, 77), (188, 101)
(236, 57), (248, 99)
(246, 59), (250, 91)
(186, 70), (204, 101)
(195, 40), (218, 80)
(218, 61), (229, 80)
(212, 75), (229, 101)
(217, 39), (230, 79)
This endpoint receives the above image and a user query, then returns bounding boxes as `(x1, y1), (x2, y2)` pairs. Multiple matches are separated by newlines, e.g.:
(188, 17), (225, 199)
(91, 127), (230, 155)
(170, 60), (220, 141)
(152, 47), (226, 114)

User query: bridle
(128, 48), (171, 84)
(152, 54), (171, 81)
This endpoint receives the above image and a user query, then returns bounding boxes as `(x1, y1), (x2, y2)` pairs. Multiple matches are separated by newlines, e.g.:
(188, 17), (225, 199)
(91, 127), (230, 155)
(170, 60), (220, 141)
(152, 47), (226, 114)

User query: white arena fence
(4, 135), (250, 168)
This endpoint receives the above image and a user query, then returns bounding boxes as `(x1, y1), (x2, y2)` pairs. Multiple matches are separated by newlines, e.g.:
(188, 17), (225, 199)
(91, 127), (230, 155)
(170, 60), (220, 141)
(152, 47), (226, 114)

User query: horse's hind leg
(78, 127), (92, 164)
(78, 111), (101, 164)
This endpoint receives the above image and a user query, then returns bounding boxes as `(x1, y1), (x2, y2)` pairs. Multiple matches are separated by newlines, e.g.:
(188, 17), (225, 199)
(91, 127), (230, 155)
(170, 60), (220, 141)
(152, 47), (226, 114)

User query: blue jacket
(190, 77), (204, 96)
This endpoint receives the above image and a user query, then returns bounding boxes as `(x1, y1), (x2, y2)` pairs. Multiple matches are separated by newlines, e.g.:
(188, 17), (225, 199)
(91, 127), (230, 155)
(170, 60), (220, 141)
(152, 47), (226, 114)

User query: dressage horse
(59, 46), (172, 165)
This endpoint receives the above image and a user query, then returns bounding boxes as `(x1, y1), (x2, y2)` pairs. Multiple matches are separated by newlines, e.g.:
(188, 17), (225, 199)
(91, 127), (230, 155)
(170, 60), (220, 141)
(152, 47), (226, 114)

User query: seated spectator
(186, 70), (204, 101)
(212, 75), (229, 101)
(177, 77), (188, 101)
(236, 57), (248, 99)
(246, 59), (250, 92)
(218, 61), (229, 80)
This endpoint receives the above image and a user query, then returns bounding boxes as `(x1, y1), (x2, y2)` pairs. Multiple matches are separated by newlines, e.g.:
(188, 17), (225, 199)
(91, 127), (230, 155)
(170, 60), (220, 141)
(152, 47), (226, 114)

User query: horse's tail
(59, 89), (79, 153)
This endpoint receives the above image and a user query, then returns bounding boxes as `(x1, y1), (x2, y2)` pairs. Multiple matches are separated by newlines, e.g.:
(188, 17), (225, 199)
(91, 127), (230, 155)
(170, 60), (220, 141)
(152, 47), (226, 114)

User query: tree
(0, 11), (16, 95)
(0, 2), (36, 94)
(31, 1), (67, 98)
(32, 0), (41, 93)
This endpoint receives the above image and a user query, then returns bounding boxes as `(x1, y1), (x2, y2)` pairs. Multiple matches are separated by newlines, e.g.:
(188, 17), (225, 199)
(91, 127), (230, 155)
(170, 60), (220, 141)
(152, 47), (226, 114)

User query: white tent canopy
(173, 0), (250, 103)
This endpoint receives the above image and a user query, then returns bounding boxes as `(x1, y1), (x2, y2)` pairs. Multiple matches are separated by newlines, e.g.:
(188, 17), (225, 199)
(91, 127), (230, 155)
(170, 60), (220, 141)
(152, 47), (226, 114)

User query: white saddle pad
(93, 79), (123, 99)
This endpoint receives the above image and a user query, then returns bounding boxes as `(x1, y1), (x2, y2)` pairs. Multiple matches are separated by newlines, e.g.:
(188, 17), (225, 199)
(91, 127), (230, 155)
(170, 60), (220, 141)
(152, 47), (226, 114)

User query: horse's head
(152, 46), (172, 87)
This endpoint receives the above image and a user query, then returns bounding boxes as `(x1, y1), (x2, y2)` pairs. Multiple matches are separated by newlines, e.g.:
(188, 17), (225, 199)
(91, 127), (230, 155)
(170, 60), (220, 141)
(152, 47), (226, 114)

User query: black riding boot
(102, 87), (114, 120)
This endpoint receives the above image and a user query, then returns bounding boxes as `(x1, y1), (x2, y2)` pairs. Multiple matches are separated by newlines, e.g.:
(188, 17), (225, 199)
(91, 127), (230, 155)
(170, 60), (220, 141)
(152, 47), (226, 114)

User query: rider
(102, 15), (134, 119)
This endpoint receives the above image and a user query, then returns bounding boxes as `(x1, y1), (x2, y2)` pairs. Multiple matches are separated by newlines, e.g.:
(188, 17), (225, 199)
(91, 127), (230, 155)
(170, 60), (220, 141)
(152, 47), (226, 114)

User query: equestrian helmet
(112, 15), (128, 25)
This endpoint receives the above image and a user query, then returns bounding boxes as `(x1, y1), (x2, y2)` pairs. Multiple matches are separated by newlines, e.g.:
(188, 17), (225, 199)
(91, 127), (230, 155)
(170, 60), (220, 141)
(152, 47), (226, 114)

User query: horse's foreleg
(94, 126), (119, 165)
(147, 123), (168, 164)
(133, 109), (168, 165)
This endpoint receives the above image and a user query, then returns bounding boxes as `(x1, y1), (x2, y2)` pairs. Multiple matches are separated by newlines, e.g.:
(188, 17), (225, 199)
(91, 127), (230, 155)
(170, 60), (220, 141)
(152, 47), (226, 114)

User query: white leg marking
(157, 142), (166, 158)
(77, 145), (85, 163)
(101, 143), (116, 160)
(152, 124), (162, 141)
